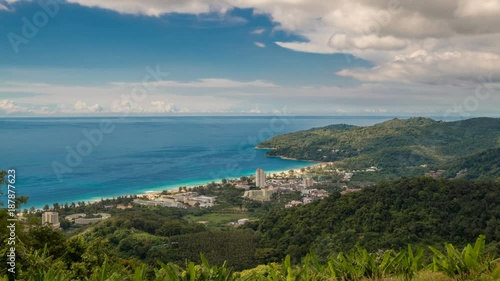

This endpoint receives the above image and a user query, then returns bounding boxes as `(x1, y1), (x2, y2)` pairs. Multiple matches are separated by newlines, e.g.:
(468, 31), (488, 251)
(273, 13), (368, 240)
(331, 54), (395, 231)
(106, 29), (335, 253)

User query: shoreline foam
(31, 162), (322, 210)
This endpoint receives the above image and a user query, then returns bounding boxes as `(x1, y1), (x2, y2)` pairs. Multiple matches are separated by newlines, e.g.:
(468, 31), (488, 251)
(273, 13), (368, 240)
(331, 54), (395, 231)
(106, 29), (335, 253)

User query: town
(130, 163), (378, 210)
(37, 163), (386, 229)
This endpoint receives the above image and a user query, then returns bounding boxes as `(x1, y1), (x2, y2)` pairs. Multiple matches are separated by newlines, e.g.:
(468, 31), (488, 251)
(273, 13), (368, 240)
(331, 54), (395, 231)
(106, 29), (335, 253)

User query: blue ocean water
(1, 116), (394, 208)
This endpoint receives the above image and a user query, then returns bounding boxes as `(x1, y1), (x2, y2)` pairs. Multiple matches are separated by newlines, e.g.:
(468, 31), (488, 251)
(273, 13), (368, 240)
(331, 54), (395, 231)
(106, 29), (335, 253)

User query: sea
(0, 116), (403, 208)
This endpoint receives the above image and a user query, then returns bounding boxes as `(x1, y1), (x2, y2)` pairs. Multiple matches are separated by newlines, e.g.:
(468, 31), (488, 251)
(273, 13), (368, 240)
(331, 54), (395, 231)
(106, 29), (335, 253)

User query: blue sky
(0, 0), (499, 116)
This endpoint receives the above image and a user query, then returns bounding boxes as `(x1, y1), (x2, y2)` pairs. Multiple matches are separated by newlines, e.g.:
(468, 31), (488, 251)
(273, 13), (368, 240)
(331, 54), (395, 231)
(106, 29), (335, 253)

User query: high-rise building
(42, 212), (60, 228)
(256, 168), (266, 188)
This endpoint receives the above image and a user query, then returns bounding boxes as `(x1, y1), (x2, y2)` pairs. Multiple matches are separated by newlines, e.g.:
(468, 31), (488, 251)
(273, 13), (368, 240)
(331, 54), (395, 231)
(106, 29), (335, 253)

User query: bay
(1, 116), (395, 208)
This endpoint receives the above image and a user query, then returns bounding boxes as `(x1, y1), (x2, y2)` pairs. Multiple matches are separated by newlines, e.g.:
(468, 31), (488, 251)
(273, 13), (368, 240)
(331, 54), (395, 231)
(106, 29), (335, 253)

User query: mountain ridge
(258, 117), (500, 174)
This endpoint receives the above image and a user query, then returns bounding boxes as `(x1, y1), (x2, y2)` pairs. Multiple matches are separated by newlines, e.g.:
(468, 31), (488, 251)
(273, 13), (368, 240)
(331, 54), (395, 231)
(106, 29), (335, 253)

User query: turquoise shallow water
(0, 116), (394, 208)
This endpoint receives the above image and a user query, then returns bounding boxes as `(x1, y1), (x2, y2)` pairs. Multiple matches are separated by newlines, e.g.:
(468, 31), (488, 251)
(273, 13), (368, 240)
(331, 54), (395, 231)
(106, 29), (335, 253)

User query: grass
(184, 212), (257, 229)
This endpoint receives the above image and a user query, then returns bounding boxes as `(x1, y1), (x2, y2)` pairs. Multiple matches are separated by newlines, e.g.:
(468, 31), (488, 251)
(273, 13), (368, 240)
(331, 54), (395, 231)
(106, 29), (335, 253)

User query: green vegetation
(258, 117), (500, 179)
(185, 213), (257, 228)
(2, 163), (499, 280)
(441, 147), (500, 179)
(246, 177), (500, 263)
(1, 234), (499, 280)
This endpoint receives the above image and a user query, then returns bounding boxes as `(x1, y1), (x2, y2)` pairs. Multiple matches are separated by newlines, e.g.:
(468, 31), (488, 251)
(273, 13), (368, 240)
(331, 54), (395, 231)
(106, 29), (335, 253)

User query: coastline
(108, 163), (322, 200)
(31, 161), (322, 210)
(255, 146), (322, 163)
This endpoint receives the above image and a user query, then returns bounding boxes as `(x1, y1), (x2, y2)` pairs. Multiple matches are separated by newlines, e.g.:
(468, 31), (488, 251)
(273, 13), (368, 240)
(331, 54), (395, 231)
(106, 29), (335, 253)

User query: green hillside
(258, 117), (500, 171)
(441, 147), (500, 179)
(246, 177), (500, 263)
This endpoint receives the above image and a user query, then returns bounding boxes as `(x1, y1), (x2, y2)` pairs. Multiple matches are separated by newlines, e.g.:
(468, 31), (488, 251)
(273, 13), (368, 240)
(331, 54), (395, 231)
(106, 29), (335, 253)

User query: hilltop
(258, 117), (500, 177)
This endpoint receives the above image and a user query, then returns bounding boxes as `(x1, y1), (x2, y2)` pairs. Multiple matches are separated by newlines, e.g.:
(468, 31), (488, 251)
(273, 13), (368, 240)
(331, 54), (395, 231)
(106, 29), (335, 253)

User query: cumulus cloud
(0, 99), (31, 113)
(23, 0), (498, 86)
(228, 0), (500, 86)
(338, 50), (500, 86)
(109, 99), (189, 114)
(4, 0), (500, 96)
(74, 101), (103, 113)
(147, 101), (178, 113)
(245, 106), (261, 113)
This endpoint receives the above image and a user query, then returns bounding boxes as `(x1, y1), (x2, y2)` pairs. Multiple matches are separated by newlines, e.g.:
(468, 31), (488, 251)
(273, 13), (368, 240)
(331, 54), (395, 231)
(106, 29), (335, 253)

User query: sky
(0, 0), (499, 116)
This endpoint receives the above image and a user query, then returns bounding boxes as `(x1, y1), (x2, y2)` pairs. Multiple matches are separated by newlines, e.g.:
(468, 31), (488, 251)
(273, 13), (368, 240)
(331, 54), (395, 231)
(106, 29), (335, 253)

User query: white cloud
(455, 0), (500, 17)
(112, 78), (279, 88)
(26, 0), (498, 86)
(74, 101), (103, 113)
(110, 99), (134, 113)
(254, 42), (266, 48)
(0, 3), (9, 10)
(245, 106), (261, 113)
(338, 50), (500, 86)
(0, 99), (31, 113)
(65, 0), (231, 16)
(230, 0), (500, 86)
(251, 28), (265, 34)
(147, 101), (179, 113)
(109, 99), (190, 114)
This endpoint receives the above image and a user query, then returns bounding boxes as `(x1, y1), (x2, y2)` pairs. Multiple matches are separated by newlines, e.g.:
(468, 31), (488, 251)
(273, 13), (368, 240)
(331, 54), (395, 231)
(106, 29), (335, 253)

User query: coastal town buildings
(242, 188), (275, 201)
(42, 211), (60, 228)
(65, 213), (111, 225)
(133, 192), (216, 208)
(65, 213), (86, 221)
(74, 213), (111, 225)
(303, 177), (314, 188)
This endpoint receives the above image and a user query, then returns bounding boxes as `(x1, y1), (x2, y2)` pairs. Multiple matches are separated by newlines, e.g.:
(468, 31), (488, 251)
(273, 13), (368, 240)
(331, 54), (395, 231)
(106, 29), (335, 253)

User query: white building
(256, 168), (266, 187)
(42, 212), (60, 228)
(303, 177), (314, 188)
(237, 218), (249, 226)
(65, 213), (86, 222)
(74, 213), (111, 225)
(242, 189), (274, 201)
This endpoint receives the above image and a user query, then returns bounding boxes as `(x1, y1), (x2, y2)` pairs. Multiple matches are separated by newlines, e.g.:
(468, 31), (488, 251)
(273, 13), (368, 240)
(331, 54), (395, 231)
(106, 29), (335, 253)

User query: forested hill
(246, 177), (500, 262)
(442, 147), (500, 179)
(258, 117), (500, 171)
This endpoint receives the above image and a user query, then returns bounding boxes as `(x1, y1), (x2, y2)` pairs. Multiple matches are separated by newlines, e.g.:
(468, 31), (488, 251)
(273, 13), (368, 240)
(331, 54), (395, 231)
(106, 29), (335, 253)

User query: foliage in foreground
(2, 235), (499, 281)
